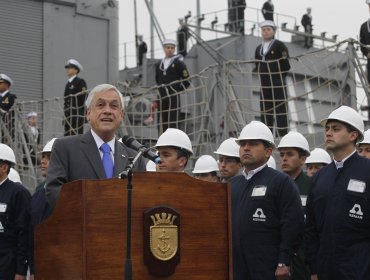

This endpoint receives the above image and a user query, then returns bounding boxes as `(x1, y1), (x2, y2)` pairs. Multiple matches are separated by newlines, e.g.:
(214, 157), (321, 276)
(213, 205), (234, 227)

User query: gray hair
(85, 84), (125, 110)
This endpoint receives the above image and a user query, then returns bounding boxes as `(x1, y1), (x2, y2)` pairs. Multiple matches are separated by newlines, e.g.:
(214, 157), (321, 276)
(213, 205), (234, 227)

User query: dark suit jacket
(45, 130), (146, 208)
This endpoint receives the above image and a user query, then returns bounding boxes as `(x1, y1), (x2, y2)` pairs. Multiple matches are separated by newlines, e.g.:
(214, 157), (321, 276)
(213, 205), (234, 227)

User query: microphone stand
(119, 150), (143, 280)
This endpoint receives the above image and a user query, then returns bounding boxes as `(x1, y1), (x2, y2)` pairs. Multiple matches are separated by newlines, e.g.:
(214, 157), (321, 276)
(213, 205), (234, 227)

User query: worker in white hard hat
(155, 128), (193, 172)
(278, 131), (311, 279)
(64, 58), (87, 136)
(214, 138), (242, 182)
(28, 138), (57, 278)
(357, 128), (370, 159)
(305, 148), (332, 177)
(0, 143), (31, 279)
(192, 155), (219, 182)
(305, 105), (370, 280)
(278, 131), (311, 191)
(155, 39), (190, 132)
(231, 121), (303, 280)
(360, 0), (370, 84)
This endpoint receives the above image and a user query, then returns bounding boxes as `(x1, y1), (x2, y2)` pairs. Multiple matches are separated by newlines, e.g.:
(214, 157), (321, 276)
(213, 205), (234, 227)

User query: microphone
(121, 136), (161, 164)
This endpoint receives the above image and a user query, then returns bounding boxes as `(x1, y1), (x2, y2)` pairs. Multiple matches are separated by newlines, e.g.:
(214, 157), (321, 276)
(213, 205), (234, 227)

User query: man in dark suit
(64, 59), (87, 136)
(155, 39), (190, 133)
(0, 143), (31, 280)
(0, 74), (17, 143)
(45, 84), (146, 209)
(255, 20), (291, 137)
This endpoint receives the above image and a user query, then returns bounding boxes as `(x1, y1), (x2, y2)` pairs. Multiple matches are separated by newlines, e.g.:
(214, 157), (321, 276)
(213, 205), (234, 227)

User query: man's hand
(311, 275), (318, 280)
(14, 274), (26, 280)
(275, 265), (290, 280)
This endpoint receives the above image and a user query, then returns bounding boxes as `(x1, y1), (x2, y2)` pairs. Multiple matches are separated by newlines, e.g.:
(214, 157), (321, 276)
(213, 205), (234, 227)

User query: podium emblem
(144, 206), (180, 277)
(150, 213), (178, 261)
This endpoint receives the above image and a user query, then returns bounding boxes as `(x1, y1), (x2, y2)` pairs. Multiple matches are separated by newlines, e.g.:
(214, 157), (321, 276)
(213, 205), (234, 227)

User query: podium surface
(35, 172), (232, 279)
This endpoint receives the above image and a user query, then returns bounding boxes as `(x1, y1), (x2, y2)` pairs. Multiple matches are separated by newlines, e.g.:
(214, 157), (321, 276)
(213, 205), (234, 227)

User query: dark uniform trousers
(306, 153), (370, 280)
(231, 166), (304, 280)
(0, 179), (31, 279)
(155, 56), (190, 133)
(292, 171), (311, 280)
(255, 40), (290, 137)
(64, 76), (87, 136)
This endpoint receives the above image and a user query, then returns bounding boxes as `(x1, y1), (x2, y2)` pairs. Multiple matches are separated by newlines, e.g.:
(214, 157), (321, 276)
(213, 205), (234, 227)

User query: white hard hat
(321, 106), (364, 142)
(155, 128), (193, 154)
(358, 128), (370, 145)
(65, 59), (83, 72)
(162, 39), (177, 46)
(214, 138), (240, 158)
(146, 160), (157, 172)
(236, 121), (275, 147)
(8, 168), (21, 183)
(0, 143), (16, 165)
(277, 131), (310, 155)
(267, 156), (276, 169)
(42, 138), (57, 153)
(0, 74), (13, 86)
(305, 148), (332, 165)
(192, 155), (219, 173)
(259, 20), (276, 29)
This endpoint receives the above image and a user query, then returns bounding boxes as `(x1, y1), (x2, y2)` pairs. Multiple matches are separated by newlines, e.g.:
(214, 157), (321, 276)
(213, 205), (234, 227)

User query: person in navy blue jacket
(28, 138), (57, 277)
(231, 121), (304, 280)
(305, 105), (370, 280)
(0, 144), (30, 280)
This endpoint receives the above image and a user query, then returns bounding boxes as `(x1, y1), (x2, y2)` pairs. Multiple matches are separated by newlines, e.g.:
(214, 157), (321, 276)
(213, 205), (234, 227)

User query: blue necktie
(100, 143), (114, 178)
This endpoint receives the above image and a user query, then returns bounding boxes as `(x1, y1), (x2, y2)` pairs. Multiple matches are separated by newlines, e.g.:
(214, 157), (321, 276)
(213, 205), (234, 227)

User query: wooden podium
(35, 172), (232, 279)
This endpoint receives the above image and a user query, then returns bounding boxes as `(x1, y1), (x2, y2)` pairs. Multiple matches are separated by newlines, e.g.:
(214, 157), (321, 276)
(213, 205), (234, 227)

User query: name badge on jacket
(0, 203), (7, 212)
(252, 185), (267, 197)
(347, 179), (366, 193)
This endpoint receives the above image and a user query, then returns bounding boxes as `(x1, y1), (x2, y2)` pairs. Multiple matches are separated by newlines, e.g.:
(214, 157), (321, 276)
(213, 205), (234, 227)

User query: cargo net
(0, 39), (368, 192)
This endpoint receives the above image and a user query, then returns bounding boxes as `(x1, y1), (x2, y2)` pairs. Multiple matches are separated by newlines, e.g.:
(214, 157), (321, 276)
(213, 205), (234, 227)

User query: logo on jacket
(252, 208), (266, 222)
(349, 204), (363, 220)
(0, 221), (4, 232)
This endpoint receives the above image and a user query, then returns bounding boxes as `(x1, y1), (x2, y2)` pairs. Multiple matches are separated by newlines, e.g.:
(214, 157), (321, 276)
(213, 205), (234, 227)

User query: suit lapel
(80, 131), (106, 179)
(114, 140), (129, 177)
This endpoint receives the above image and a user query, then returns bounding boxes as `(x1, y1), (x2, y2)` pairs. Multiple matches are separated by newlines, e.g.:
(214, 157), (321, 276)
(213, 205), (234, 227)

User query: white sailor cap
(27, 111), (37, 118)
(259, 20), (276, 29)
(0, 74), (13, 86)
(65, 59), (83, 72)
(162, 39), (177, 46)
